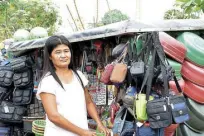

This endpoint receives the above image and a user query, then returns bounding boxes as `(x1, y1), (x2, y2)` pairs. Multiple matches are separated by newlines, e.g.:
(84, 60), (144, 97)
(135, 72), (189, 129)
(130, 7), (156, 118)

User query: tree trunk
(66, 4), (79, 31)
(96, 0), (99, 25)
(73, 0), (84, 30)
(106, 0), (111, 12)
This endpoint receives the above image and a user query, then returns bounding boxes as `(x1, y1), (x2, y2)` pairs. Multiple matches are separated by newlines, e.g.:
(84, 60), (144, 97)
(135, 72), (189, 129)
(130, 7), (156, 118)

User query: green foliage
(101, 9), (129, 25)
(172, 0), (204, 18)
(0, 0), (61, 41)
(164, 8), (200, 19)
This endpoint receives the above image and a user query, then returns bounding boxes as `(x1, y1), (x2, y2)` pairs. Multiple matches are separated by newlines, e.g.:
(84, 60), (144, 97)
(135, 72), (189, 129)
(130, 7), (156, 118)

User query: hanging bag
(146, 32), (173, 129)
(169, 71), (189, 124)
(100, 63), (115, 84)
(110, 46), (128, 83)
(135, 44), (156, 121)
(130, 34), (148, 77)
(0, 66), (14, 87)
(10, 56), (34, 72)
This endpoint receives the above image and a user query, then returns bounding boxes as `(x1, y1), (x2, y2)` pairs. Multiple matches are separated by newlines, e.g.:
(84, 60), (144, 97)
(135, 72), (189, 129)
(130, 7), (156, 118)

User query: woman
(37, 35), (110, 136)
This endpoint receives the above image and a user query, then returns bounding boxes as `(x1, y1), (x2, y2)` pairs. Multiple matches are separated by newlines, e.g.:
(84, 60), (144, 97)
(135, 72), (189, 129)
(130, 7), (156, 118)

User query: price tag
(4, 106), (9, 113)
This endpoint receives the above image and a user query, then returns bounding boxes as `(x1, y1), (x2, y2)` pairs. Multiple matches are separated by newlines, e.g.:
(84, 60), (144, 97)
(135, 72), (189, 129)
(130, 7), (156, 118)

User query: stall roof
(9, 19), (204, 52)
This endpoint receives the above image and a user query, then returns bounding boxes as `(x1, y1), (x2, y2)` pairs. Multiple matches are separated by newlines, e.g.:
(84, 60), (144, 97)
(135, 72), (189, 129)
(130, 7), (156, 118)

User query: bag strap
(118, 109), (128, 134)
(153, 32), (169, 97)
(173, 74), (183, 93)
(138, 33), (154, 94)
(116, 42), (129, 63)
(73, 70), (85, 90)
(146, 47), (157, 101)
(0, 89), (13, 104)
(165, 59), (183, 94)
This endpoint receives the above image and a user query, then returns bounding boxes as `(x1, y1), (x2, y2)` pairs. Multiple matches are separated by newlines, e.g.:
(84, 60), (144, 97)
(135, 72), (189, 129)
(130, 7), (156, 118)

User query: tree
(0, 0), (61, 41)
(164, 8), (199, 19)
(101, 9), (129, 25)
(175, 0), (204, 13)
(164, 0), (203, 19)
(73, 0), (84, 30)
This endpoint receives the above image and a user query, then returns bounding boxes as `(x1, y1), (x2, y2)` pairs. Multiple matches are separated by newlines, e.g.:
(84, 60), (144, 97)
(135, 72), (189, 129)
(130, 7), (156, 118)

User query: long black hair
(41, 35), (75, 90)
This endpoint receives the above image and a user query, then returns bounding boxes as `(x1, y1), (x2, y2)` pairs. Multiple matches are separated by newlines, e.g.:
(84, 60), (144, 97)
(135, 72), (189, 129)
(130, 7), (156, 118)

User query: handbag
(135, 93), (154, 121)
(0, 66), (14, 87)
(81, 50), (93, 74)
(130, 61), (145, 76)
(146, 32), (172, 129)
(110, 46), (128, 83)
(169, 75), (189, 124)
(100, 63), (114, 84)
(130, 36), (146, 77)
(135, 45), (156, 122)
(112, 107), (135, 135)
(155, 34), (189, 125)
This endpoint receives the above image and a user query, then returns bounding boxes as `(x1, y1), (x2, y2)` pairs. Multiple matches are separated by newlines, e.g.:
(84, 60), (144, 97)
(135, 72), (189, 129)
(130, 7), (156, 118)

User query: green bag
(135, 93), (154, 121)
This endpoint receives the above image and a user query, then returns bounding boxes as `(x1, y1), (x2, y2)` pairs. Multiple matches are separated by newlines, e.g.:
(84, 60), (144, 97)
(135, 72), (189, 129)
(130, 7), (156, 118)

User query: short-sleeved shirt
(37, 70), (89, 136)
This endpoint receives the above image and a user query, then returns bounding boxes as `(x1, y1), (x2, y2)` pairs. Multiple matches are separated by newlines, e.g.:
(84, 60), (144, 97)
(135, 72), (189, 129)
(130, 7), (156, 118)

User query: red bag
(100, 63), (114, 84)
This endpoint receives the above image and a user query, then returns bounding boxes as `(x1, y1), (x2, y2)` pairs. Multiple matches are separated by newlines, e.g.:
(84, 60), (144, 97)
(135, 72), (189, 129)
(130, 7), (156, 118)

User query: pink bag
(100, 63), (114, 84)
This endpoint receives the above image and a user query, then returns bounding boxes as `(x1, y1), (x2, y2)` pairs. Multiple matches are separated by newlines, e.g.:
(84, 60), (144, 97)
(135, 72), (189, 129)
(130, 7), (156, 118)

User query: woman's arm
(40, 92), (95, 136)
(84, 88), (103, 126)
(84, 88), (111, 135)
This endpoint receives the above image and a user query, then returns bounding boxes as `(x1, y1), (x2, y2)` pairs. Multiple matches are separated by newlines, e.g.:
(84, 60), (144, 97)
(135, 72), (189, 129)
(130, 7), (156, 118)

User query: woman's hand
(97, 124), (111, 136)
(81, 130), (96, 136)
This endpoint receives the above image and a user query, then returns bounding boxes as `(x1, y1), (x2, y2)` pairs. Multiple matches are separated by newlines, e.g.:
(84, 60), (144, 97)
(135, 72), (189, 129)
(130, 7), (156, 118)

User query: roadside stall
(2, 19), (204, 136)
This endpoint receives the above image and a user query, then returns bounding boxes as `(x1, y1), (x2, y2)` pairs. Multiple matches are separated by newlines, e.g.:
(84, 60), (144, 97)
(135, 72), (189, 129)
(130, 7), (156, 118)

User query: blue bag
(112, 106), (164, 136)
(112, 107), (135, 135)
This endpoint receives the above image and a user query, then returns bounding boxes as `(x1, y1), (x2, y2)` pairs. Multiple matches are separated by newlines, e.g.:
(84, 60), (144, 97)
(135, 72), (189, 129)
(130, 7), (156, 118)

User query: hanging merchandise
(0, 66), (14, 87)
(95, 82), (107, 105)
(12, 87), (33, 105)
(110, 46), (128, 84)
(177, 32), (204, 66)
(13, 69), (33, 88)
(146, 32), (189, 129)
(122, 85), (137, 109)
(107, 85), (115, 105)
(10, 56), (34, 72)
(159, 32), (186, 63)
(100, 63), (114, 85)
(130, 35), (146, 78)
(112, 107), (135, 135)
(135, 42), (155, 121)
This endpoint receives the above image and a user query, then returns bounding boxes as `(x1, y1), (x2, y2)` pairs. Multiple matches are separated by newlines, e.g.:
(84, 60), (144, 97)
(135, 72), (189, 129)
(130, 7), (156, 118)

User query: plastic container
(32, 120), (46, 136)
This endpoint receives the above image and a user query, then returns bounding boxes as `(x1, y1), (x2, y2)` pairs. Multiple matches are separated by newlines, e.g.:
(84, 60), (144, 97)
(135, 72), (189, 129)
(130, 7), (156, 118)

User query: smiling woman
(36, 35), (110, 136)
(50, 44), (71, 69)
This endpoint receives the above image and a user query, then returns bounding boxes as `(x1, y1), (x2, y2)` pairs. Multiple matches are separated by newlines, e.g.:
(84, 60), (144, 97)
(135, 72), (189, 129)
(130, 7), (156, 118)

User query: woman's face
(50, 44), (71, 69)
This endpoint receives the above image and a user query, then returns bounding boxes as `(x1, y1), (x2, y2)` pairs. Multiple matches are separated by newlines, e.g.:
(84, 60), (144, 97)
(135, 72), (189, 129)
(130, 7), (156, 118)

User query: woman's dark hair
(41, 35), (75, 90)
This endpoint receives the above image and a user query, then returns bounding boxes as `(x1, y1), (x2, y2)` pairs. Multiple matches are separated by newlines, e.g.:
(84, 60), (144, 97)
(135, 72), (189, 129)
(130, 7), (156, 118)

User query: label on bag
(163, 105), (167, 111)
(136, 122), (143, 127)
(4, 106), (9, 113)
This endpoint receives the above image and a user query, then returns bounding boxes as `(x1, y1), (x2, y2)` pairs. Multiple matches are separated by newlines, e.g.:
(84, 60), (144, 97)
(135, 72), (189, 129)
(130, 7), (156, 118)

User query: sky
(53, 0), (176, 33)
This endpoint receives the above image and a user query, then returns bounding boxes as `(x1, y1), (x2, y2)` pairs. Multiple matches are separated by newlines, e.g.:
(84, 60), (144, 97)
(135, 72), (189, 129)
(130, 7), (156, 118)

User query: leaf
(176, 0), (189, 2)
(185, 6), (193, 13)
(194, 0), (202, 5)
